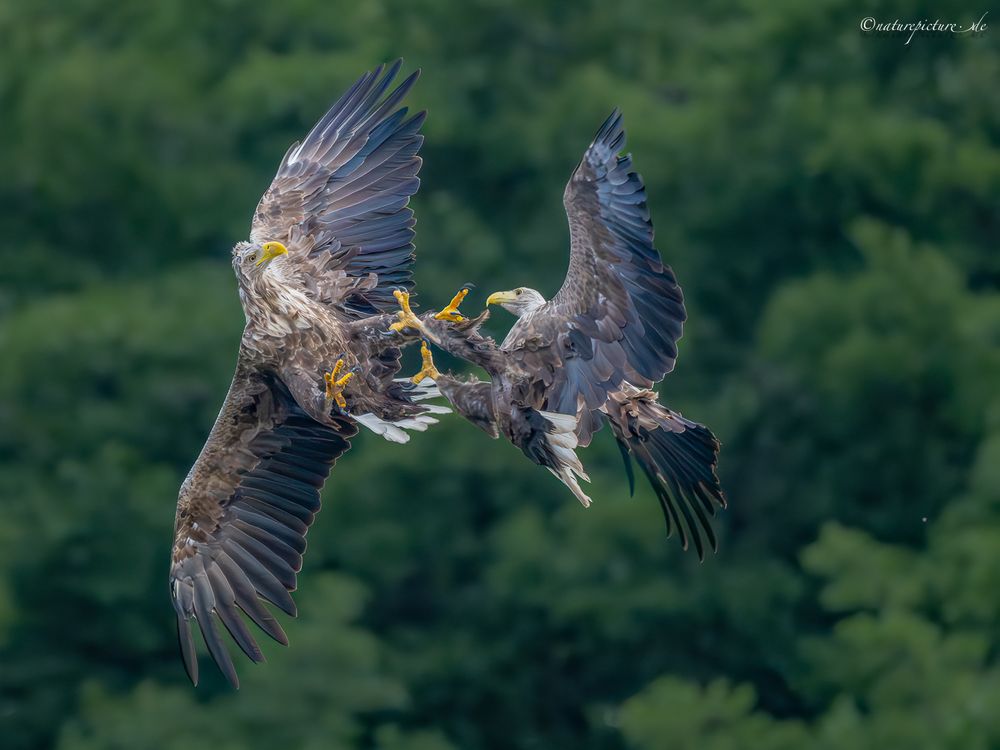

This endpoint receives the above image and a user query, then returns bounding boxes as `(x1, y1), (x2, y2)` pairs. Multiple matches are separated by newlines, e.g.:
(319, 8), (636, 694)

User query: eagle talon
(324, 359), (354, 409)
(433, 288), (469, 323)
(389, 289), (424, 334)
(411, 341), (441, 384)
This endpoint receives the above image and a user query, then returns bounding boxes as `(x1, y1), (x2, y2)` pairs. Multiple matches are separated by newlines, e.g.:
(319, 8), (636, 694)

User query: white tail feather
(353, 378), (451, 443)
(548, 467), (593, 507)
(355, 413), (410, 443)
(393, 414), (439, 432)
(396, 377), (443, 402)
(420, 403), (452, 415)
(355, 407), (447, 444)
(538, 410), (592, 496)
(538, 409), (577, 433)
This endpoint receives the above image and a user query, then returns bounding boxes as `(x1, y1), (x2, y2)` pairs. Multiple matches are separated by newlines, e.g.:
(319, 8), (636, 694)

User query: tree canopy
(1, 1), (997, 747)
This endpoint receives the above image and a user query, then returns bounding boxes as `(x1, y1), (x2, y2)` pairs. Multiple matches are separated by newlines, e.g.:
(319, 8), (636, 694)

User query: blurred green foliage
(1, 0), (998, 747)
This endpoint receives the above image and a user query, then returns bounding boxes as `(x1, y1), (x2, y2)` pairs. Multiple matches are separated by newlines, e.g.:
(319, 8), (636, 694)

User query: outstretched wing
(170, 357), (356, 687)
(504, 111), (686, 443)
(250, 60), (424, 318)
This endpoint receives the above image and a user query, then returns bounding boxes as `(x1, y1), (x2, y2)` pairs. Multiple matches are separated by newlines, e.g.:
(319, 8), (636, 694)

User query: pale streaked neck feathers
(238, 258), (317, 336)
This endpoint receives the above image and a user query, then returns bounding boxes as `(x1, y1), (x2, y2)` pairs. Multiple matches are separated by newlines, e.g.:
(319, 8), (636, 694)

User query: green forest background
(1, 0), (998, 748)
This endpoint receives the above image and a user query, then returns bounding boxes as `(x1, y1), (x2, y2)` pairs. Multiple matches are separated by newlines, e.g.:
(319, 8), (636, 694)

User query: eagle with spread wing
(398, 111), (726, 558)
(170, 61), (443, 687)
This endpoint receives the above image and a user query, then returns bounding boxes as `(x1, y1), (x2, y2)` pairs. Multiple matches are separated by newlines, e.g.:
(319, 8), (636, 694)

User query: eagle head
(486, 287), (547, 317)
(231, 241), (289, 286)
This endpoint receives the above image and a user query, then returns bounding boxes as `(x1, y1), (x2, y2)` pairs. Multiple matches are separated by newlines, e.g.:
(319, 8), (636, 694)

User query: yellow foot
(389, 289), (424, 334)
(433, 288), (469, 323)
(411, 341), (441, 384)
(324, 359), (354, 409)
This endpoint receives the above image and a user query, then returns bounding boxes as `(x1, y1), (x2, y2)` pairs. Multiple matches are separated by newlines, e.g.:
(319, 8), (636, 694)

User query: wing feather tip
(176, 612), (199, 687)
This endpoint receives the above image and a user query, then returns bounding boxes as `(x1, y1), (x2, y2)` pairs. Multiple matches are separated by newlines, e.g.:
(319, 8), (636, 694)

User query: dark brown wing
(504, 111), (686, 442)
(169, 357), (356, 687)
(250, 60), (424, 318)
(608, 387), (725, 559)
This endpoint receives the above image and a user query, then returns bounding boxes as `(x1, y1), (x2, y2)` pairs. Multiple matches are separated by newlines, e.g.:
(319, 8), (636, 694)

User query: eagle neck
(239, 271), (320, 339)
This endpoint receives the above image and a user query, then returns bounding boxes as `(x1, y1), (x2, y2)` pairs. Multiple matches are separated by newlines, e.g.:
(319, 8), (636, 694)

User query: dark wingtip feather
(714, 484), (729, 510)
(656, 483), (688, 552)
(192, 581), (240, 689)
(662, 470), (708, 561)
(176, 613), (199, 687)
(391, 68), (421, 102)
(383, 58), (401, 79)
(616, 438), (636, 496)
(200, 615), (240, 689)
(593, 108), (625, 151)
(610, 402), (724, 558)
(217, 605), (265, 664)
(405, 109), (428, 130)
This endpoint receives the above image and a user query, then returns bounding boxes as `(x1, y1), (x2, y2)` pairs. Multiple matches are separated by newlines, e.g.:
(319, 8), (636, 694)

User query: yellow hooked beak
(257, 241), (289, 266)
(486, 290), (518, 306)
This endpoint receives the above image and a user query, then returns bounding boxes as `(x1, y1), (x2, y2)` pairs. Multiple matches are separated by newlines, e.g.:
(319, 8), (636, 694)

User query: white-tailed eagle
(396, 111), (726, 559)
(170, 61), (443, 687)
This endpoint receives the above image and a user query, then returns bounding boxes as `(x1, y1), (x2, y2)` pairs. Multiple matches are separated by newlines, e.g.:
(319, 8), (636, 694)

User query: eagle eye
(516, 289), (523, 296)
(247, 253), (257, 264)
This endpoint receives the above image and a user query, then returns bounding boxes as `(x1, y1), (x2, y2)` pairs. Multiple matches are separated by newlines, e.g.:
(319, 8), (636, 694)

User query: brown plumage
(170, 61), (444, 688)
(420, 111), (726, 558)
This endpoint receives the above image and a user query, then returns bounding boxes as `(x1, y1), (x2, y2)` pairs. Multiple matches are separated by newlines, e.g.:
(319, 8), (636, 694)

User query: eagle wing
(504, 111), (686, 441)
(169, 355), (356, 687)
(250, 60), (424, 318)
